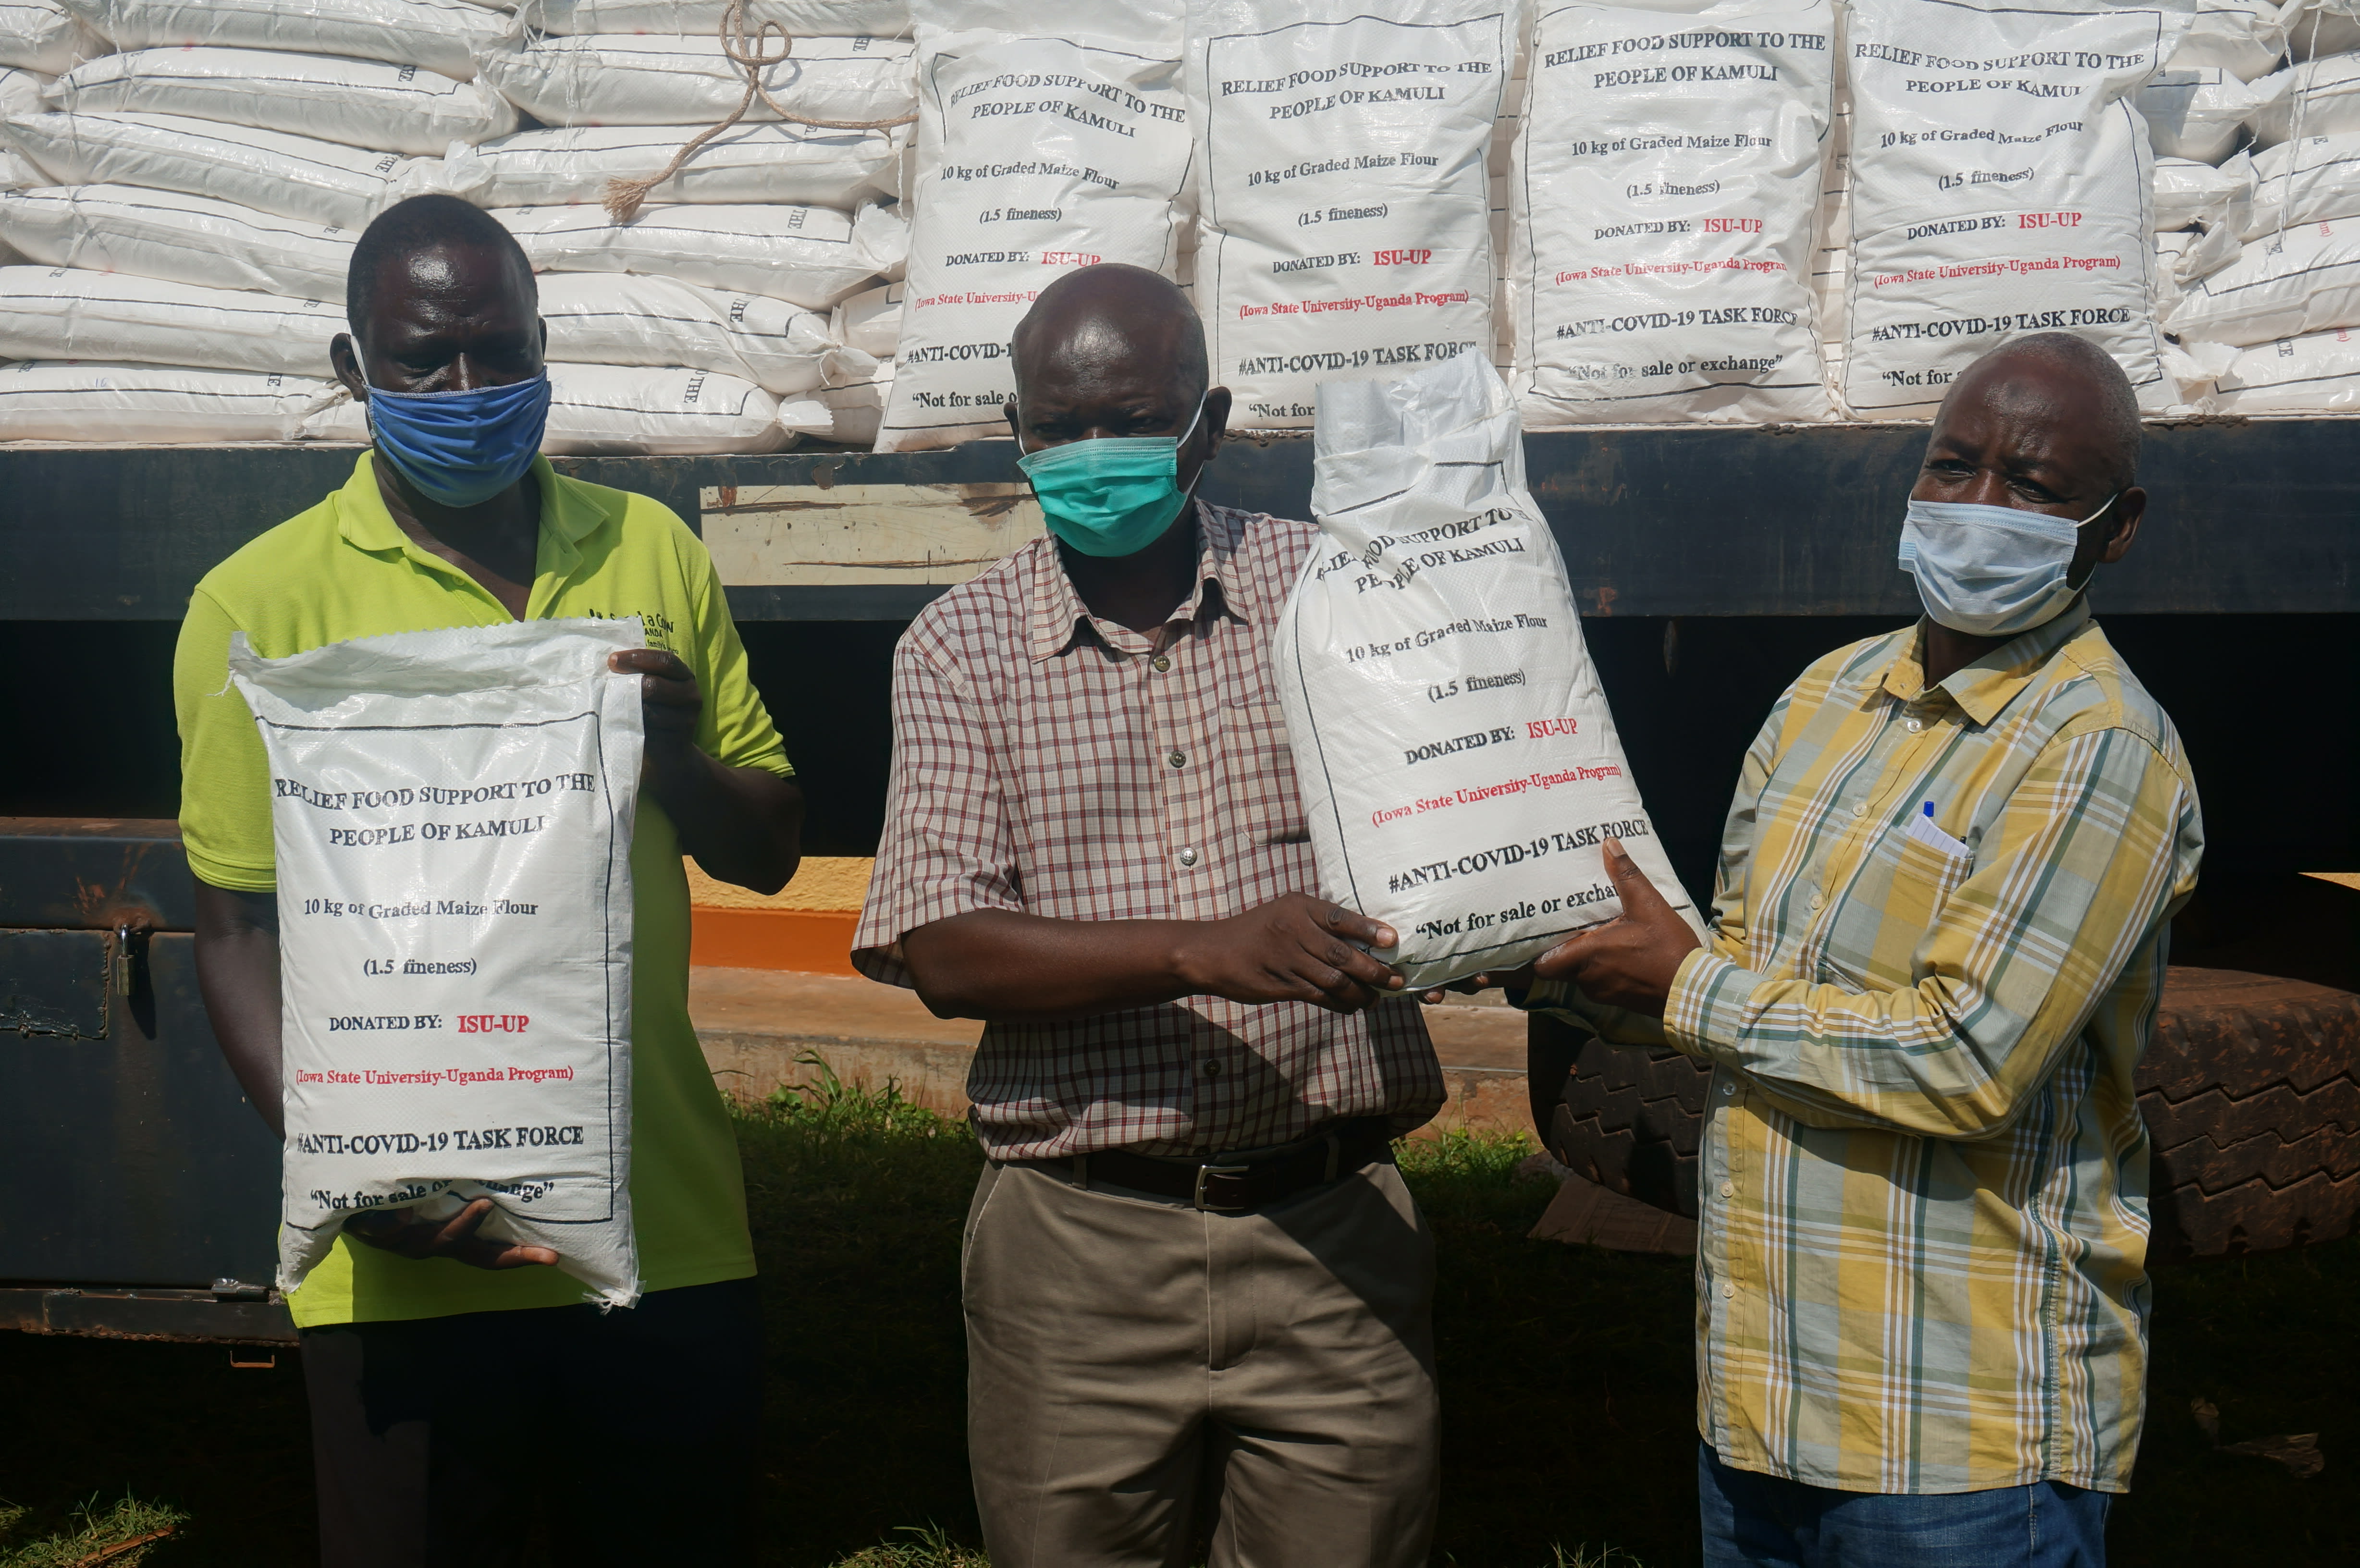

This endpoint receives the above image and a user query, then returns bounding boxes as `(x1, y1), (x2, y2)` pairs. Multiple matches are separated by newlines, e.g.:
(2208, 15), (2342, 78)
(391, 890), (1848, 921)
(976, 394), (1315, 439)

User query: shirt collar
(1879, 596), (2094, 724)
(1024, 498), (1251, 663)
(333, 450), (606, 596)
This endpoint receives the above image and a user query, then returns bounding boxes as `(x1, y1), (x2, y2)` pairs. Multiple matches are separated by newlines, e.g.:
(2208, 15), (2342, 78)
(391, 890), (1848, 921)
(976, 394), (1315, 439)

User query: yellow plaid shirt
(1531, 601), (2203, 1495)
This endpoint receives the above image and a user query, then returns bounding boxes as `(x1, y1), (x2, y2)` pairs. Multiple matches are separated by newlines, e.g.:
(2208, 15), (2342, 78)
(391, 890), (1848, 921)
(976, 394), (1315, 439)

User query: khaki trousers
(962, 1155), (1439, 1568)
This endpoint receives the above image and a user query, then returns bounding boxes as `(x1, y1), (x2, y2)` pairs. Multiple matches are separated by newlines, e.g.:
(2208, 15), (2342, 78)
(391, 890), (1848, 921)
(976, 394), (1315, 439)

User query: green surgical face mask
(1015, 395), (1207, 558)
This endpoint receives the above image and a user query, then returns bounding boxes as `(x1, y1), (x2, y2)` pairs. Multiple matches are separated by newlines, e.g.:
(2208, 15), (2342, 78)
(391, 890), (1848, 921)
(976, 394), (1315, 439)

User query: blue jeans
(1699, 1445), (2111, 1568)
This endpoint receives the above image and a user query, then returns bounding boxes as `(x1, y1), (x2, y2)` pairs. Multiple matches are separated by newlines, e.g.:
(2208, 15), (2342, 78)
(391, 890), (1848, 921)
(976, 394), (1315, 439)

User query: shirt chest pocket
(1814, 818), (1973, 987)
(1880, 821), (1974, 958)
(1217, 699), (1311, 849)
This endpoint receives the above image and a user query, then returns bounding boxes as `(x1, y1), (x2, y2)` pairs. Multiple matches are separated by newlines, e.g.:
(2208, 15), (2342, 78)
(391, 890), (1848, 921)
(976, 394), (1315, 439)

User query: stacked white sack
(0, 264), (343, 373)
(0, 184), (358, 297)
(2154, 153), (2254, 286)
(2140, 65), (2280, 161)
(2245, 126), (2360, 227)
(1187, 0), (1519, 432)
(0, 60), (44, 198)
(876, 0), (1191, 452)
(54, 0), (509, 83)
(474, 30), (914, 126)
(1839, 0), (2193, 421)
(463, 19), (920, 447)
(1509, 0), (1835, 427)
(443, 122), (898, 211)
(2176, 0), (2291, 76)
(2204, 322), (2360, 404)
(525, 0), (909, 32)
(0, 358), (341, 441)
(0, 2), (103, 74)
(2249, 49), (2360, 144)
(0, 112), (437, 230)
(2167, 212), (2360, 341)
(41, 45), (517, 154)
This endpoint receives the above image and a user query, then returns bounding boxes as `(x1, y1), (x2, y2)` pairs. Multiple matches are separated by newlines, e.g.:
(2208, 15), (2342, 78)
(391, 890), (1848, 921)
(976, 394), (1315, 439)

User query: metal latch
(112, 922), (148, 998)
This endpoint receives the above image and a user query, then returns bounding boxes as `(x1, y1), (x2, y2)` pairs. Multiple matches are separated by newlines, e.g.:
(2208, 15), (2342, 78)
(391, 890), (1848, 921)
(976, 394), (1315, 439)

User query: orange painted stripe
(689, 906), (860, 976)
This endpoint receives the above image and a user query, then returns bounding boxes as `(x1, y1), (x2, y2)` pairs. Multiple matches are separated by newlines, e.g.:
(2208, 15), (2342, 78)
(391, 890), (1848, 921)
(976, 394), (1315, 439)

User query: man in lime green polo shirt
(175, 195), (801, 1566)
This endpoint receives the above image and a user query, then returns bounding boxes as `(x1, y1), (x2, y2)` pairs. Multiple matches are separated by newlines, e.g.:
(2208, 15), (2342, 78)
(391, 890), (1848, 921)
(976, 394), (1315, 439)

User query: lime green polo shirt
(174, 452), (789, 1327)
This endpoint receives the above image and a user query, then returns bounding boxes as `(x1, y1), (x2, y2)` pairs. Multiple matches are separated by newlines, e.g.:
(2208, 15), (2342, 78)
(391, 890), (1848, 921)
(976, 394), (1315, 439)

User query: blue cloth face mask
(1898, 492), (2118, 637)
(365, 373), (552, 510)
(1016, 395), (1207, 558)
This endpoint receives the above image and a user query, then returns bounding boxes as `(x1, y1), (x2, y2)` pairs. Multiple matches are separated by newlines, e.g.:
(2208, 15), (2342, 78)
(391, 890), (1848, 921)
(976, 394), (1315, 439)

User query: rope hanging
(601, 0), (916, 223)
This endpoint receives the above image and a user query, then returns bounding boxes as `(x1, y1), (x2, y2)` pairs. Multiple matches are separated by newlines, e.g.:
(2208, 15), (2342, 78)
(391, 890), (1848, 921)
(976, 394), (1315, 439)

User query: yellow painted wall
(686, 856), (874, 913)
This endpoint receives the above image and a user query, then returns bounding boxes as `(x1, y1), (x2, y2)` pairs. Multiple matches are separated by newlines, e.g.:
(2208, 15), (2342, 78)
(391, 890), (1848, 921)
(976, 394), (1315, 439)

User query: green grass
(0, 1066), (2351, 1565)
(0, 1492), (185, 1568)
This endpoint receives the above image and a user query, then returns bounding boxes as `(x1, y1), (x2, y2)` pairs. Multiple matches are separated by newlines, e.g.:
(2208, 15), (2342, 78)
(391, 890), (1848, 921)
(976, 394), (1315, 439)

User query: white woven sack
(443, 122), (899, 210)
(0, 357), (337, 440)
(2155, 151), (2257, 228)
(0, 184), (355, 297)
(0, 61), (44, 115)
(814, 356), (889, 443)
(496, 200), (902, 310)
(228, 618), (646, 1308)
(523, 0), (910, 35)
(1842, 0), (2192, 420)
(2246, 128), (2360, 228)
(537, 271), (852, 396)
(45, 46), (517, 156)
(1510, 0), (1835, 427)
(1271, 353), (1694, 989)
(475, 30), (915, 127)
(1188, 0), (1515, 431)
(56, 0), (507, 82)
(2139, 65), (2275, 160)
(0, 147), (37, 188)
(2171, 0), (2289, 77)
(876, 0), (1191, 452)
(2209, 322), (2360, 404)
(2167, 213), (2360, 339)
(2249, 51), (2360, 144)
(543, 362), (784, 452)
(0, 2), (101, 74)
(832, 280), (898, 357)
(0, 263), (340, 373)
(0, 112), (433, 228)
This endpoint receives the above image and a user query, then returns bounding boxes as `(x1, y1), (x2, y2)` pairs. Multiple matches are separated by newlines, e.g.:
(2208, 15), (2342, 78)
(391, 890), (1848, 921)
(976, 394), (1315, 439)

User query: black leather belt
(1020, 1117), (1397, 1213)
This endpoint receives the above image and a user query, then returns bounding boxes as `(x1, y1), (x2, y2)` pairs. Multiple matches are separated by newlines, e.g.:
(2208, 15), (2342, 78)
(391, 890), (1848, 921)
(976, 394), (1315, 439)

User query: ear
(329, 332), (368, 403)
(1201, 386), (1231, 463)
(2098, 486), (2144, 565)
(1003, 395), (1021, 445)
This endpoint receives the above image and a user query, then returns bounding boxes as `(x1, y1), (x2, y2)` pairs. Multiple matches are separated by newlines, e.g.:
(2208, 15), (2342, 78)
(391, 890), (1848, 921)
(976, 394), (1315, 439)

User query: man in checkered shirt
(854, 264), (1448, 1567)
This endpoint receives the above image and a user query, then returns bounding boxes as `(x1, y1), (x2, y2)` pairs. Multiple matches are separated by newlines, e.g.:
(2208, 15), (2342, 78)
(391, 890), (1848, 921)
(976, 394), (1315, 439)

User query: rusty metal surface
(0, 929), (110, 1038)
(0, 1286), (295, 1346)
(0, 818), (195, 931)
(0, 930), (280, 1290)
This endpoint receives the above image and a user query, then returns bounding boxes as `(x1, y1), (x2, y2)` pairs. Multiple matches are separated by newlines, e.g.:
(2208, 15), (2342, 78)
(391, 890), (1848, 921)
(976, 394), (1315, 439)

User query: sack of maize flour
(55, 0), (510, 82)
(1840, 0), (2194, 419)
(0, 357), (339, 441)
(876, 0), (1191, 451)
(0, 262), (340, 373)
(228, 618), (646, 1307)
(1511, 0), (1836, 426)
(473, 30), (916, 128)
(1271, 353), (1695, 989)
(43, 46), (518, 155)
(0, 2), (103, 74)
(0, 184), (356, 299)
(527, 0), (911, 34)
(1187, 0), (1519, 431)
(442, 122), (901, 210)
(494, 200), (901, 311)
(0, 112), (434, 228)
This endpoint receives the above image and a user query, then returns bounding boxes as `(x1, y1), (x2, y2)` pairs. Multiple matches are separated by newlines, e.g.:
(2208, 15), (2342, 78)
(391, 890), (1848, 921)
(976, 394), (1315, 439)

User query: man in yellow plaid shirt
(1515, 334), (2204, 1567)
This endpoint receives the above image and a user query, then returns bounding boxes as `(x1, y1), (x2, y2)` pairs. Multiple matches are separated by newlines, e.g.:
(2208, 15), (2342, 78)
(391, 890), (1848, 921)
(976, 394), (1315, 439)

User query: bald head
(1939, 332), (2141, 491)
(1010, 264), (1208, 413)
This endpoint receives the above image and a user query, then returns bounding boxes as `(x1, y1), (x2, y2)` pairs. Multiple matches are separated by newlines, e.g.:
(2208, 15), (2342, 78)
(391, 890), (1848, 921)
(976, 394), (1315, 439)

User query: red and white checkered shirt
(854, 499), (1445, 1159)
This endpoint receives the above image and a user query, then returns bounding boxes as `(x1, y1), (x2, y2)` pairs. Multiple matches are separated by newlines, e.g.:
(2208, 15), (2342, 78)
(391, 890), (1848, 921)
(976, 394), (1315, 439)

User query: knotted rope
(601, 0), (915, 222)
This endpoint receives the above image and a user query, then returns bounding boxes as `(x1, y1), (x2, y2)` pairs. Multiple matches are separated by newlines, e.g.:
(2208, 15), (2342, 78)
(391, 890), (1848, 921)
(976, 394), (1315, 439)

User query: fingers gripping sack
(229, 619), (647, 1308)
(1272, 354), (1699, 989)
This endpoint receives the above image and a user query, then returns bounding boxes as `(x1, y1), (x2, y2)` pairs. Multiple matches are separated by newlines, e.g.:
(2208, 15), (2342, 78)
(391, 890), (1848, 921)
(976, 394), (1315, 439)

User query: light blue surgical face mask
(365, 373), (552, 510)
(1016, 394), (1207, 558)
(1898, 492), (2118, 637)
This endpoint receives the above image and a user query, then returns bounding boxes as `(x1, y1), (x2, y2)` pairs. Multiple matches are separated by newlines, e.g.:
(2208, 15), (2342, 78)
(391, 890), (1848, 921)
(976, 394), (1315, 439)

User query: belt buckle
(1192, 1161), (1253, 1213)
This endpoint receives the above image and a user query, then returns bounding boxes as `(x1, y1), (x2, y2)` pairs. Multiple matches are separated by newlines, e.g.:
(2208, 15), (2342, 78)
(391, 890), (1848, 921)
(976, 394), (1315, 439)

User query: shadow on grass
(0, 1066), (2348, 1566)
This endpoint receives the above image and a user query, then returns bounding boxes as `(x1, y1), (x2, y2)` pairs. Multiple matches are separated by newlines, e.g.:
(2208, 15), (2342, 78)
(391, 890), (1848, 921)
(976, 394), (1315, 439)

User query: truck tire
(1529, 966), (2360, 1262)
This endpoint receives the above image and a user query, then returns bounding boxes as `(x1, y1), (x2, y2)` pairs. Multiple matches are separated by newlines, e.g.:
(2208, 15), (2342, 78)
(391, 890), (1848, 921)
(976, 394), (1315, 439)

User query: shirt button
(1721, 1281), (1737, 1299)
(1851, 801), (1866, 817)
(1198, 1058), (1222, 1078)
(1152, 655), (1171, 673)
(1808, 890), (1823, 910)
(1719, 1181), (1735, 1199)
(1906, 718), (1924, 734)
(1722, 1082), (1736, 1096)
(1167, 750), (1187, 769)
(1176, 846), (1199, 868)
